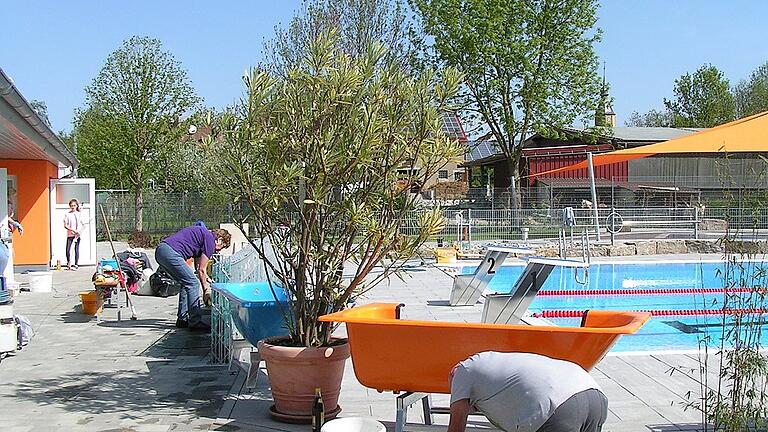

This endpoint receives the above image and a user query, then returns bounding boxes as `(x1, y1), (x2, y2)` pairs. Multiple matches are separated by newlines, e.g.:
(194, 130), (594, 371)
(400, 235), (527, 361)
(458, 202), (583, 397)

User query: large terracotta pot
(258, 337), (351, 419)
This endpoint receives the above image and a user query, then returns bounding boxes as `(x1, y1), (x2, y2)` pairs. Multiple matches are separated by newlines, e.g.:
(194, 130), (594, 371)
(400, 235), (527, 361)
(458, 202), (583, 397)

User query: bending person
(449, 352), (607, 432)
(155, 224), (231, 329)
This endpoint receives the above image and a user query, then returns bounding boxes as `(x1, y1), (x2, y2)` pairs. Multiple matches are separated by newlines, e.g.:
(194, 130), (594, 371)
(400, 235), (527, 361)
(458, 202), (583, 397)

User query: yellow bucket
(79, 291), (103, 315)
(435, 247), (457, 264)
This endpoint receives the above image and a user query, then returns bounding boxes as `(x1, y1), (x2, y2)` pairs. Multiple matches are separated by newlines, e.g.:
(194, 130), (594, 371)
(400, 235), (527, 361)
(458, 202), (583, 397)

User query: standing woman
(63, 199), (84, 270)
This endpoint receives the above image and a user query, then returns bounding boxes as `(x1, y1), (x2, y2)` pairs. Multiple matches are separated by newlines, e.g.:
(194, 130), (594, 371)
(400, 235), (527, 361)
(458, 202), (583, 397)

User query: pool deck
(0, 248), (729, 431)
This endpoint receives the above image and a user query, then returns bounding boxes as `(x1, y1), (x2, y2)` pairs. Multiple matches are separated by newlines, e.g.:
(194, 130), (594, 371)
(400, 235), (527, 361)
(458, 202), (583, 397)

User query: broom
(99, 204), (138, 320)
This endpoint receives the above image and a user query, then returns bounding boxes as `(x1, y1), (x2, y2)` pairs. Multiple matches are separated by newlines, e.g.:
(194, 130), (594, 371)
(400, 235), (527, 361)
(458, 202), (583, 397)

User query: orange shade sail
(532, 111), (768, 178)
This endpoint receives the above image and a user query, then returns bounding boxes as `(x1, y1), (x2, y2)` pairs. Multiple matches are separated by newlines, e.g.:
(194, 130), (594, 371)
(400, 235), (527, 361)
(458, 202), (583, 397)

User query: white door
(50, 178), (96, 266)
(0, 169), (11, 282)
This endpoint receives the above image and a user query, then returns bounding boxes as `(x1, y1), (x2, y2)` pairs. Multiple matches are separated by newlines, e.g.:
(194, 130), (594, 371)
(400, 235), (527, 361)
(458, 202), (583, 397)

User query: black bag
(149, 268), (182, 298)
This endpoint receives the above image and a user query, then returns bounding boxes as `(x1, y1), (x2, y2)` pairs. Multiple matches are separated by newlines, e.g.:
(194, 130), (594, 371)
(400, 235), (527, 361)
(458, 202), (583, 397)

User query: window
(454, 171), (465, 182)
(56, 183), (91, 204)
(397, 168), (419, 180)
(438, 170), (448, 180)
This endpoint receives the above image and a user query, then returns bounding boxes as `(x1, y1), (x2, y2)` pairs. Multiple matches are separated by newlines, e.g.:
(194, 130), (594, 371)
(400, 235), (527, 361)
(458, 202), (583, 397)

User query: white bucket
(321, 418), (386, 432)
(7, 281), (20, 298)
(27, 271), (53, 293)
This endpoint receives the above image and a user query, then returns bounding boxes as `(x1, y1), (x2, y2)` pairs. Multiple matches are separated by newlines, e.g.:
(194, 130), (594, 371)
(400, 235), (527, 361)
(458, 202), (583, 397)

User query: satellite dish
(188, 125), (198, 135)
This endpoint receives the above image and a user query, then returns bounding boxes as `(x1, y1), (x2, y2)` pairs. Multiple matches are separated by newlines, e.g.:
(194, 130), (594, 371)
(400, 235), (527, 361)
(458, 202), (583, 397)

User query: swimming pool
(462, 261), (768, 352)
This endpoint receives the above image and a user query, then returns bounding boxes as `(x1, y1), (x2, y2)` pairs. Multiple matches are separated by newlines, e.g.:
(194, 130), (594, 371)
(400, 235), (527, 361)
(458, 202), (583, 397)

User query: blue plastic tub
(211, 282), (290, 345)
(98, 258), (119, 271)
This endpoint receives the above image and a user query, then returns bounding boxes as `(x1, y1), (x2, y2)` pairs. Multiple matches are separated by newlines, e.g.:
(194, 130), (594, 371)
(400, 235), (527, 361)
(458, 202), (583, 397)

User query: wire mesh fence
(210, 244), (272, 364)
(96, 191), (235, 237)
(96, 188), (768, 241)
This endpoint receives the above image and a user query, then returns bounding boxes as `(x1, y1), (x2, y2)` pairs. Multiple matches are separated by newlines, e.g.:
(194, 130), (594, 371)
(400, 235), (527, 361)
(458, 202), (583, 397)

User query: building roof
(0, 67), (77, 168)
(466, 140), (502, 162)
(539, 111), (768, 178)
(463, 126), (705, 168)
(441, 112), (468, 142)
(587, 126), (703, 143)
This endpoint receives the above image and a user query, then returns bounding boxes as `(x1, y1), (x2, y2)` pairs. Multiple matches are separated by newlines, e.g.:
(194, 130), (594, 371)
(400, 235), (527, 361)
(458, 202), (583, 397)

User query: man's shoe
(189, 322), (211, 332)
(175, 319), (189, 328)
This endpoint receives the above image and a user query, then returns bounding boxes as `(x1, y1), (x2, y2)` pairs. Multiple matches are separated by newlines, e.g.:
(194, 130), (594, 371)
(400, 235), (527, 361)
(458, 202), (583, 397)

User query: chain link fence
(424, 177), (768, 210)
(96, 191), (234, 238)
(96, 188), (768, 241)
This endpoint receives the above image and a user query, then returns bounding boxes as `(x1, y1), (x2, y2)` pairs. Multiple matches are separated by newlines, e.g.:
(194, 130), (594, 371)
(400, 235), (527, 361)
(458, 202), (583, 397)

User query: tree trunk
(507, 159), (521, 234)
(507, 158), (522, 209)
(134, 185), (143, 232)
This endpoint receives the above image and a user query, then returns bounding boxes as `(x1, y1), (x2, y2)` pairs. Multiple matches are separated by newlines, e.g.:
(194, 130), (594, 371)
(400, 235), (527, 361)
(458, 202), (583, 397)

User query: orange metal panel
(319, 303), (650, 394)
(529, 156), (627, 185)
(0, 159), (58, 266)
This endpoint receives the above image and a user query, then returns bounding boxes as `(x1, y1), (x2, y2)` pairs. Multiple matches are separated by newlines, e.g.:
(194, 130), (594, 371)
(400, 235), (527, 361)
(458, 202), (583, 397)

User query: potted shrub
(204, 30), (463, 420)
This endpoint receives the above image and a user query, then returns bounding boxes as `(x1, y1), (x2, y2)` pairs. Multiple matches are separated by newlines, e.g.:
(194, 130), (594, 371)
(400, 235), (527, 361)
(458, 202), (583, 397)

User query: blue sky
(2, 1), (767, 134)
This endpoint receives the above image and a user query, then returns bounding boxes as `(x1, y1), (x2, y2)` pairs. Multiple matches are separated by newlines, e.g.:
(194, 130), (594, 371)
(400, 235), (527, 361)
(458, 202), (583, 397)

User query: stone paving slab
(214, 255), (731, 432)
(0, 248), (734, 431)
(0, 242), (236, 431)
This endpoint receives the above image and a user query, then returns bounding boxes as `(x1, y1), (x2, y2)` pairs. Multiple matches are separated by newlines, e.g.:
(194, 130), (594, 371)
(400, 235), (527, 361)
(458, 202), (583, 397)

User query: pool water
(462, 261), (768, 352)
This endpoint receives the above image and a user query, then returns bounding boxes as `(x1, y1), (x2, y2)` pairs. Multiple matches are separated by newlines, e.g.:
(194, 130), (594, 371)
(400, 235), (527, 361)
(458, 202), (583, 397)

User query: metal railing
(96, 191), (234, 237)
(95, 188), (768, 240)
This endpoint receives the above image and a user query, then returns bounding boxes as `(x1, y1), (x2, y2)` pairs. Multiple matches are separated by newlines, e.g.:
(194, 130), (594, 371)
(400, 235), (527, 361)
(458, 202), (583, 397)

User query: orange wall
(0, 159), (58, 266)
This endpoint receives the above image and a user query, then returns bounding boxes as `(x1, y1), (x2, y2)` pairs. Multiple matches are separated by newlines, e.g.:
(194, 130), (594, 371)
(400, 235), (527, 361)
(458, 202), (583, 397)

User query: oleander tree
(205, 30), (463, 347)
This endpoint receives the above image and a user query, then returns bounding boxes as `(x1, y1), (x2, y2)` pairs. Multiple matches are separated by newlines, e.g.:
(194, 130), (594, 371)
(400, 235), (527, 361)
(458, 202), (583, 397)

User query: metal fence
(96, 191), (234, 237)
(210, 245), (271, 364)
(425, 181), (768, 210)
(96, 189), (768, 241)
(401, 207), (708, 242)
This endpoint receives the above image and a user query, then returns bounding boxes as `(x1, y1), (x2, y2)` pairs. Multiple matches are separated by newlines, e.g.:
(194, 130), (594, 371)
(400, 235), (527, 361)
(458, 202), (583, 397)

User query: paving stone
(2, 244), (731, 431)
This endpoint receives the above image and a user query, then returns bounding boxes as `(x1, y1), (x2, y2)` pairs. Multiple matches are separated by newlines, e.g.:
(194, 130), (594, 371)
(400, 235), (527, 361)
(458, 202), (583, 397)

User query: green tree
(266, 0), (418, 72)
(74, 108), (132, 189)
(58, 129), (75, 152)
(412, 0), (602, 202)
(734, 62), (768, 118)
(29, 100), (51, 127)
(206, 30), (463, 347)
(625, 109), (673, 127)
(153, 109), (216, 193)
(664, 64), (735, 128)
(75, 35), (200, 231)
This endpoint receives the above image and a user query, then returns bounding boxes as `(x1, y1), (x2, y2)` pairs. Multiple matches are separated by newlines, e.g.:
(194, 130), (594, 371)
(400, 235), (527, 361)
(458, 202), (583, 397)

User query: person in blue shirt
(155, 224), (231, 329)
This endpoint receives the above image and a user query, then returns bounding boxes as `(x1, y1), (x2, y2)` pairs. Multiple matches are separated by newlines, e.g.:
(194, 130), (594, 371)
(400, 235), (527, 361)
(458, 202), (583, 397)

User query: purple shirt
(163, 226), (215, 260)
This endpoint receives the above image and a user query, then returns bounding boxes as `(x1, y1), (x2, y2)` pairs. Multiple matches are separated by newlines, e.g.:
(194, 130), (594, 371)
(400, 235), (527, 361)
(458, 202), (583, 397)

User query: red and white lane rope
(533, 308), (768, 318)
(537, 287), (755, 296)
